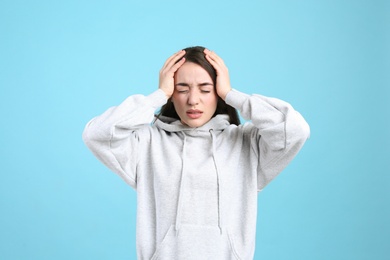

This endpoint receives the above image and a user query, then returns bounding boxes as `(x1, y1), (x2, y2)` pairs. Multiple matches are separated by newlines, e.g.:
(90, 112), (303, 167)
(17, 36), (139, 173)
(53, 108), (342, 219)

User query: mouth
(186, 109), (203, 119)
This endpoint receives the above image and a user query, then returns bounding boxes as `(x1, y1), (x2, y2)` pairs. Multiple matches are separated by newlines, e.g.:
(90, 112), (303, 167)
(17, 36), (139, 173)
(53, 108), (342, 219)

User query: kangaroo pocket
(151, 225), (242, 260)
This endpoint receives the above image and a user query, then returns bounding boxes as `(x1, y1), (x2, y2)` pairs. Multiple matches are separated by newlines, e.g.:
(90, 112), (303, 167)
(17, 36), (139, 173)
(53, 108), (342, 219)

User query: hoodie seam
(255, 111), (288, 171)
(108, 126), (138, 187)
(227, 232), (242, 260)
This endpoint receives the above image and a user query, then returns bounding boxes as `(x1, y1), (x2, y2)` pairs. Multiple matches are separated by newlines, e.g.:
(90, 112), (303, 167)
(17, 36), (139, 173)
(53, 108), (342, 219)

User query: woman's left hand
(204, 49), (232, 100)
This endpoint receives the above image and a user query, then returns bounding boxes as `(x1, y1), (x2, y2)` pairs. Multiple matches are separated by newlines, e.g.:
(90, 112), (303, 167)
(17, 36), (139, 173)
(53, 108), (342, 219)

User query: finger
(204, 49), (225, 65)
(162, 56), (185, 77)
(163, 50), (184, 66)
(162, 50), (185, 70)
(170, 57), (186, 73)
(205, 52), (223, 72)
(205, 53), (218, 68)
(205, 55), (226, 75)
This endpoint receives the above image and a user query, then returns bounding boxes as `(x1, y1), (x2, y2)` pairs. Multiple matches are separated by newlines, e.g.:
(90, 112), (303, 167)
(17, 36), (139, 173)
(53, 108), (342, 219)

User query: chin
(184, 122), (201, 128)
(183, 119), (209, 128)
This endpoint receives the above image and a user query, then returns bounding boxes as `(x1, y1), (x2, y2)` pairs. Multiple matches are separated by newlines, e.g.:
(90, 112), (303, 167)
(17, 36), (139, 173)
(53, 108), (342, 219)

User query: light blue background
(1, 0), (389, 259)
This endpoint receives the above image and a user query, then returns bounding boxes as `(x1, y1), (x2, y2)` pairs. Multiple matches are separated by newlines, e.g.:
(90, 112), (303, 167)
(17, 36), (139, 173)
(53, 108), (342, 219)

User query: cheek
(171, 95), (178, 105)
(207, 95), (218, 108)
(171, 95), (185, 111)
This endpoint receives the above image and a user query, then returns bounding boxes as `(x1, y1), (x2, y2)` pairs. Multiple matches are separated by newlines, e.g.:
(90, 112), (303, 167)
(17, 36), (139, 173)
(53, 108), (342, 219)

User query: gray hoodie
(83, 89), (310, 259)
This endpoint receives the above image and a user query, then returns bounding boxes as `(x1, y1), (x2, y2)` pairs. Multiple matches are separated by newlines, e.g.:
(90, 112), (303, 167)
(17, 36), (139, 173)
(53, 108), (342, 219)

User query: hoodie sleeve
(225, 89), (310, 191)
(82, 89), (168, 189)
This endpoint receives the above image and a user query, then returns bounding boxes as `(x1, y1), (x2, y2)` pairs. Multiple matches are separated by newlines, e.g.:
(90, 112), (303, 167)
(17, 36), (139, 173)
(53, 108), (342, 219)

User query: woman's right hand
(159, 50), (186, 98)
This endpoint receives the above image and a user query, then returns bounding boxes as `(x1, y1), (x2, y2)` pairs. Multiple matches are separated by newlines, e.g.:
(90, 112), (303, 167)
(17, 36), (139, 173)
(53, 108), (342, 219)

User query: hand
(159, 50), (186, 98)
(204, 49), (232, 100)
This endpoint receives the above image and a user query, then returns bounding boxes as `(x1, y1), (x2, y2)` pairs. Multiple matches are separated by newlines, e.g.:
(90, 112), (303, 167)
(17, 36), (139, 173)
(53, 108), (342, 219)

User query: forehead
(175, 62), (212, 82)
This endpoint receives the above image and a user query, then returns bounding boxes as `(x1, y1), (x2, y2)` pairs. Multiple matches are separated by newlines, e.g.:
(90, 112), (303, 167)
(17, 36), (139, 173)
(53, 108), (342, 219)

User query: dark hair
(156, 46), (240, 125)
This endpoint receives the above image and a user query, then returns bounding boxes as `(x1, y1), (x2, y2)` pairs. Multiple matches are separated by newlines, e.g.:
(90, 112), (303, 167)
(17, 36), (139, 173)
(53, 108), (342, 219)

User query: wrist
(147, 89), (170, 109)
(219, 88), (232, 101)
(159, 87), (172, 99)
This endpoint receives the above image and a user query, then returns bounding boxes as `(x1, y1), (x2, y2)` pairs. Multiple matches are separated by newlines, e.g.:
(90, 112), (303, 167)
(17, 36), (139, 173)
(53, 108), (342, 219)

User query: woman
(83, 46), (310, 259)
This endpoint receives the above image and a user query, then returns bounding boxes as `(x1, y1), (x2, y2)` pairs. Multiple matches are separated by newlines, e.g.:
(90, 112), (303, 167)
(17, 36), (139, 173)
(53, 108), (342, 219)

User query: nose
(187, 90), (199, 106)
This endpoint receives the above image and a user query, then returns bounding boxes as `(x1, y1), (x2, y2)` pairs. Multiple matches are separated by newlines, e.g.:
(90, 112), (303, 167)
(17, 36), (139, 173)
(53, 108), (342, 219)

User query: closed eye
(199, 83), (213, 93)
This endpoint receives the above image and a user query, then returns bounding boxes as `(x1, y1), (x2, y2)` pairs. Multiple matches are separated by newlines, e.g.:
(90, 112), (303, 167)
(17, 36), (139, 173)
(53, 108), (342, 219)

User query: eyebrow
(175, 82), (214, 87)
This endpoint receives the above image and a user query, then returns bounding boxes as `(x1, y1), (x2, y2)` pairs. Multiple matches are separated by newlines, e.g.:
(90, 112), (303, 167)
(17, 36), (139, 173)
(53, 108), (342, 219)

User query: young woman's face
(172, 62), (218, 128)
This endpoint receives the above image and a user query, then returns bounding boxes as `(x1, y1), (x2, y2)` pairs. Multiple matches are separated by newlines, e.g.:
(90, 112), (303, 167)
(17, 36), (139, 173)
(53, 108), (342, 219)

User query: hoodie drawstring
(174, 130), (223, 235)
(210, 129), (223, 234)
(175, 132), (187, 234)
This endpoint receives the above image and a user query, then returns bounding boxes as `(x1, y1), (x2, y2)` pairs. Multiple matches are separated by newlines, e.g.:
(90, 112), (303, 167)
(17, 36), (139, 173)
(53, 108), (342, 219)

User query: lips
(186, 109), (203, 119)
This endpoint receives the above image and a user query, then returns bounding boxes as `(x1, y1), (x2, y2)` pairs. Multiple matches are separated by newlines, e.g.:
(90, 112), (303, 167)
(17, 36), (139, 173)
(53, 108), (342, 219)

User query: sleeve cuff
(145, 89), (168, 110)
(225, 89), (250, 111)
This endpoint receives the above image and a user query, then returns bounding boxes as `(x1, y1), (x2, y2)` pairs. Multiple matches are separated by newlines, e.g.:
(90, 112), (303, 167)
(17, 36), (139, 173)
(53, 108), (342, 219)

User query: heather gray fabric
(83, 89), (310, 259)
